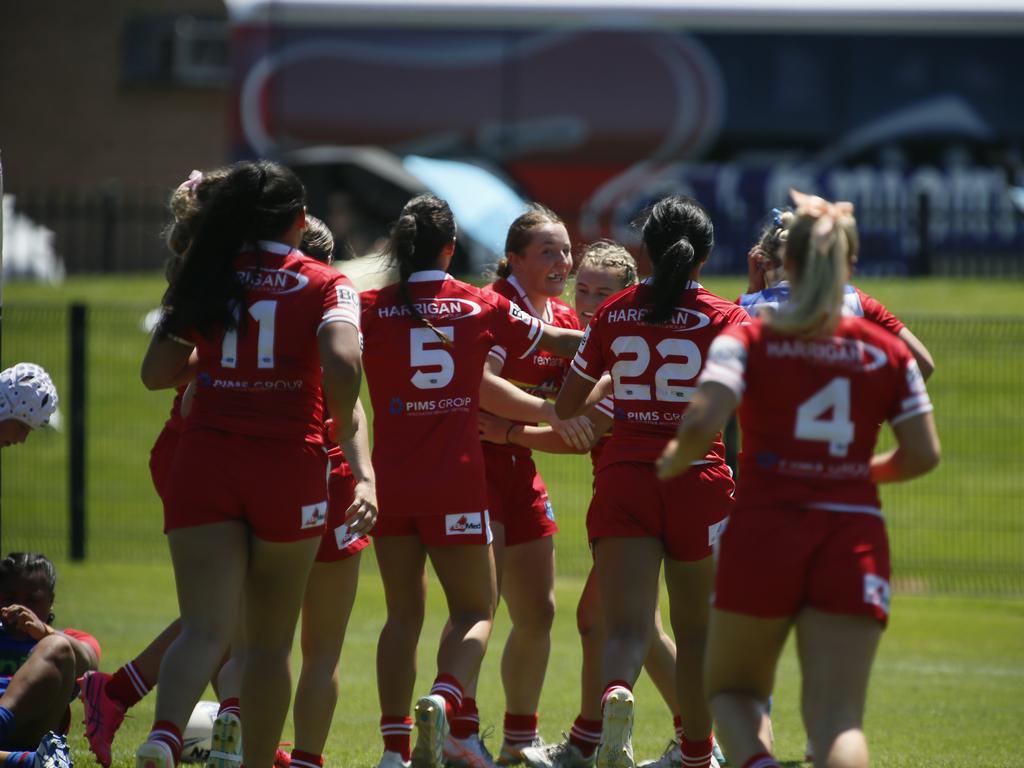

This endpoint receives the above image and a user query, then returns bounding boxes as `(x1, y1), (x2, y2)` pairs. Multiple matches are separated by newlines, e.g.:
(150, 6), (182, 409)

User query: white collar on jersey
(408, 270), (452, 283)
(639, 277), (702, 290)
(255, 240), (293, 256)
(507, 274), (553, 323)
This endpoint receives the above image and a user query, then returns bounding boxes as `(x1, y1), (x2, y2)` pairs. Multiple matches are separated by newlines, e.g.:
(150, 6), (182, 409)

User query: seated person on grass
(0, 553), (101, 768)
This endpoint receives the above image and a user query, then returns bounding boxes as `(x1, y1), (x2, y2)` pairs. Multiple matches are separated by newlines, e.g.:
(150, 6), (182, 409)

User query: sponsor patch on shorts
(863, 573), (891, 616)
(445, 512), (484, 536)
(300, 501), (328, 530)
(708, 517), (728, 547)
(334, 523), (362, 549)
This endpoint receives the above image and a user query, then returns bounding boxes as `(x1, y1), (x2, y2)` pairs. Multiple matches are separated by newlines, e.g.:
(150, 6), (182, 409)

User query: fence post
(69, 303), (87, 560)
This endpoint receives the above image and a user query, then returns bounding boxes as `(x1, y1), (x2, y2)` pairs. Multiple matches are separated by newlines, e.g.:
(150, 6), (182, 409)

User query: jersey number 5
(221, 300), (277, 369)
(795, 377), (854, 457)
(410, 326), (455, 389)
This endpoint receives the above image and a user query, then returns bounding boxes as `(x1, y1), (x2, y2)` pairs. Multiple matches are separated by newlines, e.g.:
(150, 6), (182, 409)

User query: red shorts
(587, 461), (734, 562)
(316, 460), (371, 563)
(149, 425), (181, 501)
(163, 427), (329, 543)
(714, 505), (892, 625)
(484, 449), (558, 547)
(372, 510), (493, 547)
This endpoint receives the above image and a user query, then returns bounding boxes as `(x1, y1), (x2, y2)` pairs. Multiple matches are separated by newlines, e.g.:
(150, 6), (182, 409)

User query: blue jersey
(738, 281), (866, 318)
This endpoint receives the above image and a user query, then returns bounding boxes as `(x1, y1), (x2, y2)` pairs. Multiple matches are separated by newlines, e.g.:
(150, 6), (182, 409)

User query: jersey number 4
(610, 336), (701, 402)
(795, 377), (854, 457)
(221, 300), (277, 369)
(410, 326), (455, 389)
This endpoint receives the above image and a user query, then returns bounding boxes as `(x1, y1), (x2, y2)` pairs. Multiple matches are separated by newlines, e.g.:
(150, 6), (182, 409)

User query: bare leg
(663, 557), (715, 742)
(796, 609), (881, 768)
(129, 620), (183, 690)
(704, 609), (791, 766)
(0, 634), (76, 747)
(500, 537), (556, 716)
(594, 537), (663, 688)
(643, 599), (679, 718)
(428, 544), (497, 685)
(575, 568), (605, 721)
(240, 536), (320, 768)
(375, 538), (428, 718)
(293, 555), (362, 755)
(153, 522), (248, 731)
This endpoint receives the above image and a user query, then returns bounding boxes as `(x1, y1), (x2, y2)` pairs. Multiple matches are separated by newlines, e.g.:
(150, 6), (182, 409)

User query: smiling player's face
(510, 223), (573, 300)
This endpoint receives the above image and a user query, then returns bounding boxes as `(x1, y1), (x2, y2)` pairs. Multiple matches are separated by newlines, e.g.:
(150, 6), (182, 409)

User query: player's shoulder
(840, 315), (904, 350)
(550, 296), (581, 328)
(291, 251), (341, 282)
(696, 287), (751, 323)
(484, 277), (516, 301)
(456, 280), (510, 311)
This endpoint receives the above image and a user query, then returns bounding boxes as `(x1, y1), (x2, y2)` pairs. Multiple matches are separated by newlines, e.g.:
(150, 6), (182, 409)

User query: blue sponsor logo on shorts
(389, 397), (405, 415)
(544, 499), (555, 521)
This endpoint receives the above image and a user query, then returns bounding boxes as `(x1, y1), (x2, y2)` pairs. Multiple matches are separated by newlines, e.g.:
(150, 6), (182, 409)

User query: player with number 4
(555, 196), (749, 768)
(656, 191), (940, 768)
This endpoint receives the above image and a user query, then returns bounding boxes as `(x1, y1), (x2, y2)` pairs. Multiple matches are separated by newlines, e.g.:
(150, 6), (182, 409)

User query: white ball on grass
(180, 700), (220, 764)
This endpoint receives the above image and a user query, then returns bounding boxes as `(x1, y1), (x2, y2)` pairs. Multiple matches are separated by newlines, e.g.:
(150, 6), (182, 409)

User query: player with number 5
(556, 196), (749, 768)
(656, 191), (940, 768)
(138, 161), (363, 768)
(359, 195), (583, 768)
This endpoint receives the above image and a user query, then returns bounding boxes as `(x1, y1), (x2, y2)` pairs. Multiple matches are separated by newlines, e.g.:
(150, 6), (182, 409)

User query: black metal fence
(2, 304), (1023, 595)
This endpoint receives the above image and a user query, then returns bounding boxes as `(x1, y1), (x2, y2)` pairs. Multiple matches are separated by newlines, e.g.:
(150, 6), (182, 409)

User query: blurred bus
(226, 0), (1024, 274)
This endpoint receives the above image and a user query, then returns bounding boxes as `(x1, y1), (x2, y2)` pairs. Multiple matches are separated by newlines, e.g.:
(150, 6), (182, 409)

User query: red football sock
(380, 715), (413, 761)
(147, 720), (183, 765)
(217, 698), (241, 719)
(450, 698), (480, 739)
(680, 736), (712, 768)
(429, 674), (464, 720)
(673, 715), (683, 743)
(568, 715), (602, 758)
(741, 754), (781, 768)
(108, 662), (152, 708)
(288, 750), (323, 768)
(600, 680), (632, 710)
(503, 712), (539, 746)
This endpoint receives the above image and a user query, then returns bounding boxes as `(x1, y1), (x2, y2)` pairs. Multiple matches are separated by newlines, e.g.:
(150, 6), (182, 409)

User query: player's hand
(344, 479), (378, 535)
(656, 438), (688, 480)
(551, 413), (596, 451)
(334, 417), (356, 444)
(478, 411), (514, 444)
(324, 417), (337, 443)
(0, 604), (52, 641)
(746, 246), (766, 293)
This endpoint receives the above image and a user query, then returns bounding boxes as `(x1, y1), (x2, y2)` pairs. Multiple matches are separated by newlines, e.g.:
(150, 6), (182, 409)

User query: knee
(516, 595), (555, 635)
(35, 634), (76, 682)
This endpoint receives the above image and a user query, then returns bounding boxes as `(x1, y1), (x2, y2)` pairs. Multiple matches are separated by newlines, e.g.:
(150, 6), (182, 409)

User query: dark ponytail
(387, 194), (456, 344)
(636, 196), (713, 324)
(161, 160), (305, 339)
(0, 552), (57, 598)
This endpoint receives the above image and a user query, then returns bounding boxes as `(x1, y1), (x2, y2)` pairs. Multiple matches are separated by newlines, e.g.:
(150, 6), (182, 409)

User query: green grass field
(2, 273), (1024, 766)
(52, 560), (1024, 768)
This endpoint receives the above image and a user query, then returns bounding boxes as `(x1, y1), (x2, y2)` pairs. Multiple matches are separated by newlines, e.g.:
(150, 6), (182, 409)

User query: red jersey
(484, 275), (581, 457)
(571, 280), (750, 469)
(700, 316), (932, 514)
(185, 241), (360, 444)
(854, 286), (905, 335)
(360, 270), (545, 516)
(162, 386), (187, 433)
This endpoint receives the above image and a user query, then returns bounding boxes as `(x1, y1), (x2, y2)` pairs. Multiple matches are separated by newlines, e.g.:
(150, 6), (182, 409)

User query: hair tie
(177, 170), (203, 194)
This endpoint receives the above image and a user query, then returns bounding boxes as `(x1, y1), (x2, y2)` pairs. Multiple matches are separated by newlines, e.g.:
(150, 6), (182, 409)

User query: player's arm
(870, 411), (940, 483)
(657, 382), (737, 480)
(898, 327), (935, 381)
(554, 368), (597, 420)
(141, 337), (197, 390)
(480, 401), (611, 454)
(479, 358), (594, 450)
(535, 325), (584, 359)
(339, 398), (377, 534)
(319, 322), (362, 443)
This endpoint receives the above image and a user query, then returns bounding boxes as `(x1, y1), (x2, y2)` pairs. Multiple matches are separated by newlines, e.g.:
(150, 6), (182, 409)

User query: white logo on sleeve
(863, 573), (891, 616)
(300, 501), (328, 529)
(445, 512), (484, 535)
